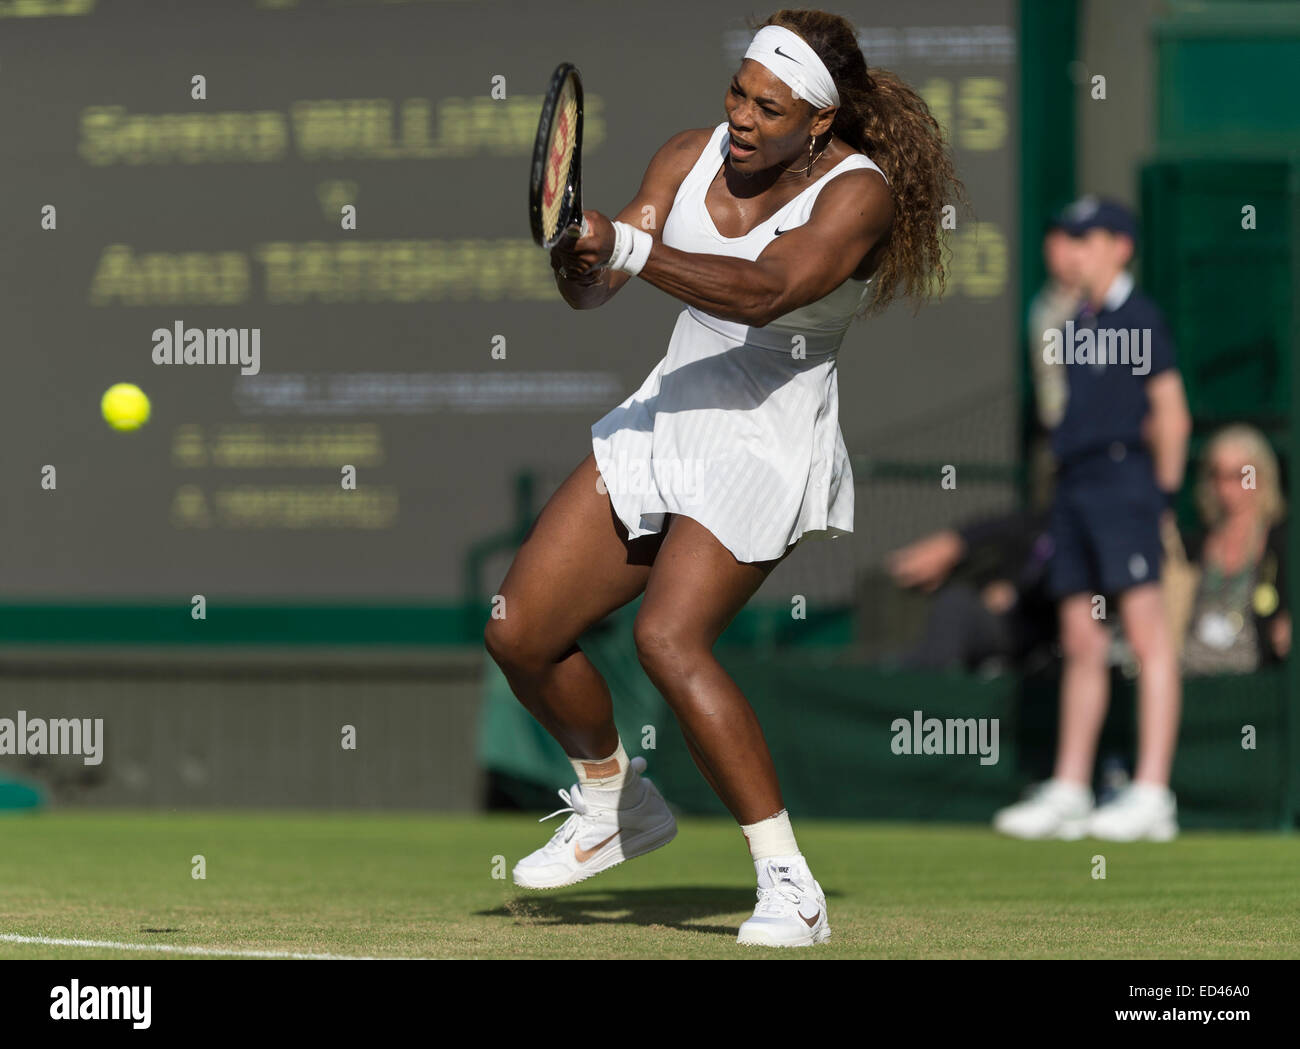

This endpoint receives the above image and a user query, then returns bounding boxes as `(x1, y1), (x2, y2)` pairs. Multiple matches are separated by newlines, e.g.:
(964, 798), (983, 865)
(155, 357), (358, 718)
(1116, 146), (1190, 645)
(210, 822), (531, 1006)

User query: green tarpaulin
(479, 603), (1292, 830)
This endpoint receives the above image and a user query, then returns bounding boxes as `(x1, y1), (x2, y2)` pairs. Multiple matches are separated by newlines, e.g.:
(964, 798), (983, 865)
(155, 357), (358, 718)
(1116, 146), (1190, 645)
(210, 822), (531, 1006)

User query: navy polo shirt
(1049, 272), (1177, 467)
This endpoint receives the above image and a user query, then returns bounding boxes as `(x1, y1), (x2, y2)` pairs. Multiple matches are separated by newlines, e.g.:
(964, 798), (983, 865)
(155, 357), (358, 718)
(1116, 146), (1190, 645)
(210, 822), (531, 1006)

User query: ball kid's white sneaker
(736, 854), (831, 948)
(511, 756), (677, 889)
(993, 779), (1094, 840)
(1086, 782), (1178, 841)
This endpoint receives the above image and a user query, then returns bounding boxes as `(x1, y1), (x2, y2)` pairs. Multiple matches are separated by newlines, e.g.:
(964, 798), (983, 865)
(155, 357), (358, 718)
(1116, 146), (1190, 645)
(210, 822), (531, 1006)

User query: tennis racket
(529, 62), (588, 249)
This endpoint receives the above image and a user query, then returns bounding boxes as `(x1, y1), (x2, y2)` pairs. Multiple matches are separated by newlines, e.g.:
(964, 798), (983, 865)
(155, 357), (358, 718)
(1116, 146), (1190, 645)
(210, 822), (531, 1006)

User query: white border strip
(0, 933), (416, 960)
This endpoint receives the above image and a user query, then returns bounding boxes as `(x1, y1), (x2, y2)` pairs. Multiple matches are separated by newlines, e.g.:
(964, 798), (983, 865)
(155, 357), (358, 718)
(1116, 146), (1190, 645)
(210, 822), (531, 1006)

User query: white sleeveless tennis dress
(591, 121), (887, 563)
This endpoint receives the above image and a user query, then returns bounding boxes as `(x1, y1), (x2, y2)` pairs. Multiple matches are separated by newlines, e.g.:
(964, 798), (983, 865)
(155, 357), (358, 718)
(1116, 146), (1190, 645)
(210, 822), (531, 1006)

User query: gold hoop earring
(808, 135), (814, 177)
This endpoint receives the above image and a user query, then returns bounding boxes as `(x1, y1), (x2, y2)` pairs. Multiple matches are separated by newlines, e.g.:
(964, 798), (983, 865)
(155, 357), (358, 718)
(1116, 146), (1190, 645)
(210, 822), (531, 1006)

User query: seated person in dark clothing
(886, 509), (1055, 672)
(1176, 424), (1290, 675)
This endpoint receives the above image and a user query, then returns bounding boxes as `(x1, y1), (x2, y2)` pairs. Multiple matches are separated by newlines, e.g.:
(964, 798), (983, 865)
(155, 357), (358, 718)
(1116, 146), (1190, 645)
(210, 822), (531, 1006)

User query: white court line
(0, 933), (418, 960)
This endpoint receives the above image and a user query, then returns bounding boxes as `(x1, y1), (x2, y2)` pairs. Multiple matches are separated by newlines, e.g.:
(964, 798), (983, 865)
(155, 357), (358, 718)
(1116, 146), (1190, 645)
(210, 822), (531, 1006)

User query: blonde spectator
(1178, 424), (1289, 675)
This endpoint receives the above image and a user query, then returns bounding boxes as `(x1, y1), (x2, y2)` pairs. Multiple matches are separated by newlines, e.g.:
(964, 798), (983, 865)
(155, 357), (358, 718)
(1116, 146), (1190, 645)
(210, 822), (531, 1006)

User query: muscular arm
(635, 167), (892, 326)
(557, 138), (893, 326)
(1145, 369), (1192, 494)
(553, 128), (706, 309)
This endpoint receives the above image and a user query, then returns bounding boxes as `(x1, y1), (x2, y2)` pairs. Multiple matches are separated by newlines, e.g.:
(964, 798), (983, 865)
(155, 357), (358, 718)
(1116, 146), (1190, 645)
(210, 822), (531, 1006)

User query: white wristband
(622, 226), (653, 276)
(606, 221), (631, 270)
(608, 221), (652, 276)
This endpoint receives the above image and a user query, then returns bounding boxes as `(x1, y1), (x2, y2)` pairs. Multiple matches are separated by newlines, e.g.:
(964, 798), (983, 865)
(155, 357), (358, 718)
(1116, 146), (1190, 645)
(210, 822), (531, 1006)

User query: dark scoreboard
(0, 0), (1017, 601)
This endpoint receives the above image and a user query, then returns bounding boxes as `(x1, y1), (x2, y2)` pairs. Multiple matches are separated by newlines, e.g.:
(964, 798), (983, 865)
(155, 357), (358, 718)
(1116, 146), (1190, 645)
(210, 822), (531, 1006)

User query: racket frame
(529, 62), (585, 249)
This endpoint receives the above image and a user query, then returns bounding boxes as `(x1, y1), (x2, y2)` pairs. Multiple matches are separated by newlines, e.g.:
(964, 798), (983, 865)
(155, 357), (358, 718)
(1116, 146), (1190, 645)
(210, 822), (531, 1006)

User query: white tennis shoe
(993, 779), (1094, 840)
(511, 756), (677, 889)
(736, 854), (831, 948)
(1086, 783), (1178, 841)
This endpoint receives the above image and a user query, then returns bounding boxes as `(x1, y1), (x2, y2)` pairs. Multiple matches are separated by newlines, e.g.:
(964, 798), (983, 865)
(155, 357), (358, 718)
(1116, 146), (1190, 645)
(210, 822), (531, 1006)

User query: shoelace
(535, 762), (649, 848)
(537, 785), (591, 845)
(754, 864), (806, 913)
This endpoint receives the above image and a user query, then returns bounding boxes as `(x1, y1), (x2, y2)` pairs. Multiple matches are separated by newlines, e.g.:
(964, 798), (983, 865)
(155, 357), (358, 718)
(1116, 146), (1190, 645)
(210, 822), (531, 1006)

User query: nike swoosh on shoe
(574, 831), (619, 863)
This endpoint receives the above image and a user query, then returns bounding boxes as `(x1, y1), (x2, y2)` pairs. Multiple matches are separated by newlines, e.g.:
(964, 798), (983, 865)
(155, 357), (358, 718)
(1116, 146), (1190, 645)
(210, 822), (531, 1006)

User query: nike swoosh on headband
(773, 45), (802, 64)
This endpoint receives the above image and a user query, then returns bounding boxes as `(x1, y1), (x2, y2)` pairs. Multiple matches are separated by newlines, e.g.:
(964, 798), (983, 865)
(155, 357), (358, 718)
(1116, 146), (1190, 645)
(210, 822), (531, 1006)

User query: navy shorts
(1046, 447), (1164, 599)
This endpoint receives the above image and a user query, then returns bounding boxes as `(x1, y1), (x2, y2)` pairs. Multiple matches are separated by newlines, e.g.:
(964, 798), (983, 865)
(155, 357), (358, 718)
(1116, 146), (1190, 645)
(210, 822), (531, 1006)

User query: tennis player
(485, 9), (961, 947)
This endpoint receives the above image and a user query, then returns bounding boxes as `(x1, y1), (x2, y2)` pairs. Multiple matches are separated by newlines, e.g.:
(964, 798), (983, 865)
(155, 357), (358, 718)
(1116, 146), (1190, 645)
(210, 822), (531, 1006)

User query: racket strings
(541, 80), (579, 242)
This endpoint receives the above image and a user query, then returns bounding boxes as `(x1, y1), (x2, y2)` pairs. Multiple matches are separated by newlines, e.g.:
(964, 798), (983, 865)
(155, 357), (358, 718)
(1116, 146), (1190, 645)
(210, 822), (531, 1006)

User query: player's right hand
(550, 209), (612, 281)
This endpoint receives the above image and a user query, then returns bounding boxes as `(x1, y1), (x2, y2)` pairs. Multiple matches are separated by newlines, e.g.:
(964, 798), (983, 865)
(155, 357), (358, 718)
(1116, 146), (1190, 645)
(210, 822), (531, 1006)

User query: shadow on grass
(478, 885), (841, 938)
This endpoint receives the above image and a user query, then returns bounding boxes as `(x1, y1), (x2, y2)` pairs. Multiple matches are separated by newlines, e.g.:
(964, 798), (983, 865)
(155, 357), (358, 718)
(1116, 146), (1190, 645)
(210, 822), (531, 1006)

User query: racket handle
(579, 216), (590, 237)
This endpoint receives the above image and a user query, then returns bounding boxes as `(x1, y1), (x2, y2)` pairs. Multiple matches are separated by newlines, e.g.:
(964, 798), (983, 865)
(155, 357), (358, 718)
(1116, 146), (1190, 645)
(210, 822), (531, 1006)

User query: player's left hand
(886, 529), (966, 592)
(1270, 613), (1291, 658)
(551, 209), (614, 279)
(980, 579), (1019, 615)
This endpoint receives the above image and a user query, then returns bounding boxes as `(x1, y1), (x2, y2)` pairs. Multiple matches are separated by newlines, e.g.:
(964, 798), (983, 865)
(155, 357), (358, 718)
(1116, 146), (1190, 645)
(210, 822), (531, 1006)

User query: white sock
(740, 808), (800, 861)
(568, 740), (632, 791)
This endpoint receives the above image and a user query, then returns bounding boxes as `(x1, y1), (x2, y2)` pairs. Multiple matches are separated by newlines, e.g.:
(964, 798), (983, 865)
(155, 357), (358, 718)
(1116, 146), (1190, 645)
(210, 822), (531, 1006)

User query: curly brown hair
(751, 9), (966, 316)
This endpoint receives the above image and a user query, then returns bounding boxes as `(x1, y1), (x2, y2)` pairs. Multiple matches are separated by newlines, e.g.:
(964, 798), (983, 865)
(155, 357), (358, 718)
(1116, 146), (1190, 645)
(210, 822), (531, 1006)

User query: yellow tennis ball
(101, 383), (151, 431)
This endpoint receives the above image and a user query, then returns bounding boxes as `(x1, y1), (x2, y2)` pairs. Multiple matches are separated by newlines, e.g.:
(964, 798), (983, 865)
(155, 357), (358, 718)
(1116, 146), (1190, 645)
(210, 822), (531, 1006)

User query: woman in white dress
(485, 9), (962, 947)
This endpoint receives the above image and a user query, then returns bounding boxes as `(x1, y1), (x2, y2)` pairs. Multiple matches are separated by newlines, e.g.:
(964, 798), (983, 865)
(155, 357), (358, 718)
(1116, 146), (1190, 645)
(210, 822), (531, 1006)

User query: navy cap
(1055, 195), (1137, 239)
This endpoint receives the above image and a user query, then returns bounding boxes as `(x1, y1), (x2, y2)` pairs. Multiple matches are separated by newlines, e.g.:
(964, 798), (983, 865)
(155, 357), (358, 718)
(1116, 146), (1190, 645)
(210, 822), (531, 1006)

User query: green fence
(1142, 1), (1300, 825)
(478, 599), (1296, 829)
(1155, 1), (1300, 156)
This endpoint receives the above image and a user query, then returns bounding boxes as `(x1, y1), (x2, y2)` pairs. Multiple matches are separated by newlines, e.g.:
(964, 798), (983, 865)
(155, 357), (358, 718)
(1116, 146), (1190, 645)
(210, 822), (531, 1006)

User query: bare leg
(632, 514), (793, 824)
(484, 453), (666, 759)
(1118, 583), (1182, 786)
(1053, 593), (1112, 787)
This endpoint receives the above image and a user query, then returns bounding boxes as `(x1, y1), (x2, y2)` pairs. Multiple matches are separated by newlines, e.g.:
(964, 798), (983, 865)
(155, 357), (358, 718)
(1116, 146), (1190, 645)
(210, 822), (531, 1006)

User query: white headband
(742, 25), (840, 110)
